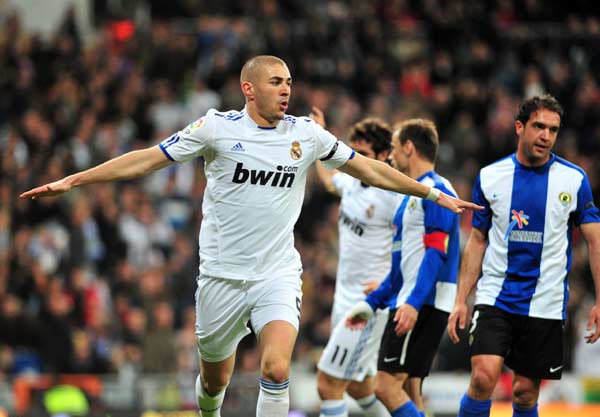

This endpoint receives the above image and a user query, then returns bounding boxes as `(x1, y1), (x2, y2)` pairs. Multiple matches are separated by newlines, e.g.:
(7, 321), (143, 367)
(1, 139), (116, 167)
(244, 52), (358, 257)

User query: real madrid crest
(290, 141), (302, 160)
(366, 204), (375, 219)
(558, 191), (572, 206)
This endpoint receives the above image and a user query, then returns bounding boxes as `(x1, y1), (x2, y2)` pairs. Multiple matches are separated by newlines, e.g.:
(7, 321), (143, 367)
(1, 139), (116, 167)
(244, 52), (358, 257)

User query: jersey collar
(512, 152), (556, 171)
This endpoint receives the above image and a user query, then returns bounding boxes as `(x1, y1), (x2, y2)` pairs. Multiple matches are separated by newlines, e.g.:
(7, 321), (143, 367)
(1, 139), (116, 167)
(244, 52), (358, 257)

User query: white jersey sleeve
(312, 123), (354, 170)
(158, 110), (217, 163)
(331, 172), (353, 195)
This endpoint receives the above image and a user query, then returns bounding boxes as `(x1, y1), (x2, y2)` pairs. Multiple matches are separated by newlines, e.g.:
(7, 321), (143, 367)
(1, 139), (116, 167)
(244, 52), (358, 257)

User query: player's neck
(246, 104), (280, 128)
(515, 149), (550, 167)
(409, 159), (434, 180)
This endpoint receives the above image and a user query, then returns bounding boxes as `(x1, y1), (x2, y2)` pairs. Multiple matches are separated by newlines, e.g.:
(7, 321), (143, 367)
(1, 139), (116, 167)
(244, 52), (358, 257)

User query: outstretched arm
(338, 153), (483, 214)
(309, 107), (339, 195)
(447, 226), (487, 343)
(20, 146), (174, 199)
(581, 222), (600, 344)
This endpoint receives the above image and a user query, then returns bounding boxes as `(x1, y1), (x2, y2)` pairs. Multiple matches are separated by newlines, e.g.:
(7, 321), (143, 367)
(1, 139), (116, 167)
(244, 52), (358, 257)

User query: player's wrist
(425, 187), (441, 202)
(349, 301), (375, 320)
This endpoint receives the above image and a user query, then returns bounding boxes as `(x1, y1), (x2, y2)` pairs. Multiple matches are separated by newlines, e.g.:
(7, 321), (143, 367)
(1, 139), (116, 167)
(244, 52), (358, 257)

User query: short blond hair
(240, 55), (288, 84)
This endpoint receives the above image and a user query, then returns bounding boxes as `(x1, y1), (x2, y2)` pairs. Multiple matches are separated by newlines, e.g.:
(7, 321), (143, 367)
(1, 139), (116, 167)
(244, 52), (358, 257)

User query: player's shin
(196, 374), (226, 417)
(256, 377), (290, 417)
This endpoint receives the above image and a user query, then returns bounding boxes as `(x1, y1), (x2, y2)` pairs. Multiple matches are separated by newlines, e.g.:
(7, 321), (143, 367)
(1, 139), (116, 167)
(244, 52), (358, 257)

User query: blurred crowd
(1, 0), (600, 387)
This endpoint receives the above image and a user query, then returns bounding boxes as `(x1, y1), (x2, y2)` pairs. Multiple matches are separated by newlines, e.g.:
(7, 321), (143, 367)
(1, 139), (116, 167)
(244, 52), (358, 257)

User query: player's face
(252, 63), (292, 125)
(516, 108), (561, 167)
(350, 139), (388, 162)
(390, 133), (409, 173)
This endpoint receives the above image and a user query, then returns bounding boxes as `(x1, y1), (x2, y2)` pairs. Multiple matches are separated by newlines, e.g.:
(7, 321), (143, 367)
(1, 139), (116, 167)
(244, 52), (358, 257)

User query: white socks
(195, 374), (226, 417)
(256, 378), (290, 417)
(319, 399), (348, 417)
(357, 394), (392, 417)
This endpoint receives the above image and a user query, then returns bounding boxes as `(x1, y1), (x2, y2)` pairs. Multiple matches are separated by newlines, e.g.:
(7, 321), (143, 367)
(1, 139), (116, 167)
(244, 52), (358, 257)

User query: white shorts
(317, 309), (388, 381)
(195, 272), (303, 362)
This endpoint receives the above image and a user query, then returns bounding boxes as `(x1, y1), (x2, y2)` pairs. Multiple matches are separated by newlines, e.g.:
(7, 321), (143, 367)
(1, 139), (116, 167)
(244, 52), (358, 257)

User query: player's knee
(262, 357), (290, 383)
(469, 367), (496, 397)
(346, 380), (371, 400)
(201, 371), (231, 395)
(512, 381), (539, 409)
(512, 390), (537, 409)
(374, 378), (392, 404)
(316, 372), (346, 400)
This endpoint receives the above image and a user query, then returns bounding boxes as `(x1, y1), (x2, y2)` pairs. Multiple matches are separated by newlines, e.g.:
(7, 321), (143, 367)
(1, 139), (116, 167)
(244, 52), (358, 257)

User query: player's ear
(515, 120), (524, 136)
(241, 81), (254, 101)
(404, 139), (415, 155)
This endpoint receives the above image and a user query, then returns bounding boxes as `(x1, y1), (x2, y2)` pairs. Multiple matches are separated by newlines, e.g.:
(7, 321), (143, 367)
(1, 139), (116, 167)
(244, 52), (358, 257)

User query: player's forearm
(582, 223), (600, 304)
(66, 147), (171, 188)
(406, 248), (445, 311)
(360, 158), (431, 197)
(455, 232), (487, 304)
(588, 237), (600, 305)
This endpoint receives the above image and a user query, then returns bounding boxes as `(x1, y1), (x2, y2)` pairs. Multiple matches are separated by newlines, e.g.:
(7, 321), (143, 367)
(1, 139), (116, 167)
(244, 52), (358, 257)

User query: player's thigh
(469, 305), (513, 358)
(506, 316), (564, 380)
(318, 309), (388, 381)
(249, 272), (303, 336)
(195, 275), (252, 362)
(378, 306), (447, 378)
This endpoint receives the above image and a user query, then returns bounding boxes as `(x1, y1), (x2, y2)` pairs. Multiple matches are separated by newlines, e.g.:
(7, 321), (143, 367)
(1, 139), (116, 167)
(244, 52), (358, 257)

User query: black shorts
(377, 305), (448, 378)
(469, 305), (564, 380)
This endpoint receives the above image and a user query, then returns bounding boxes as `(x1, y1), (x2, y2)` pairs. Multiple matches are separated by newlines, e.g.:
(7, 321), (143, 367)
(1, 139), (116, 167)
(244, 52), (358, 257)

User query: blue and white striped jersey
(158, 107), (354, 281)
(473, 153), (600, 320)
(366, 171), (460, 313)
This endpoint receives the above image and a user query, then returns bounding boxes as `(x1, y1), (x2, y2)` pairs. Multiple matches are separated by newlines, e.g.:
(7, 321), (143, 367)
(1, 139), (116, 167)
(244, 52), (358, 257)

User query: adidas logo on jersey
(231, 142), (245, 152)
(232, 162), (297, 188)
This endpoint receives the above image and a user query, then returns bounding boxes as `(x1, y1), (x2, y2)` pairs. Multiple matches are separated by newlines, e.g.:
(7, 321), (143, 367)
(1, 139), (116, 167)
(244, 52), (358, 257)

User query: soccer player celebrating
(347, 119), (461, 417)
(312, 113), (400, 417)
(448, 94), (600, 417)
(21, 55), (481, 417)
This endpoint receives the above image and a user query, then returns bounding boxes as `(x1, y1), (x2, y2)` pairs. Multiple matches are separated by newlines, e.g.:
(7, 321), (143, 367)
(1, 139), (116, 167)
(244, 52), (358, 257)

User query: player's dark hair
(396, 119), (439, 163)
(347, 118), (392, 155)
(515, 94), (563, 126)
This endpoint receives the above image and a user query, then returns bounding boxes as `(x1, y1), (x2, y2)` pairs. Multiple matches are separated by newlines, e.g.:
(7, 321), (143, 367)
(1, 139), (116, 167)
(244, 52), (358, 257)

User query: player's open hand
(447, 302), (469, 344)
(345, 301), (374, 331)
(361, 280), (380, 295)
(585, 304), (600, 344)
(309, 106), (326, 128)
(20, 178), (72, 200)
(436, 192), (484, 214)
(394, 304), (418, 335)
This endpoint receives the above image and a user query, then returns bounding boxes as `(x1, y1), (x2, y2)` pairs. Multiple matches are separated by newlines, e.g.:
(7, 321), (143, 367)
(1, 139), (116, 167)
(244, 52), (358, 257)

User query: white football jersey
(330, 173), (401, 325)
(158, 108), (354, 281)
